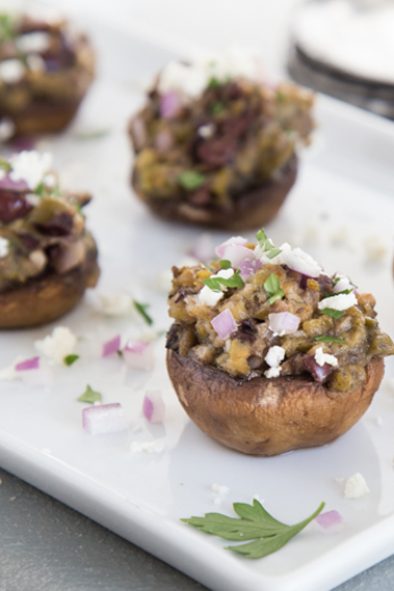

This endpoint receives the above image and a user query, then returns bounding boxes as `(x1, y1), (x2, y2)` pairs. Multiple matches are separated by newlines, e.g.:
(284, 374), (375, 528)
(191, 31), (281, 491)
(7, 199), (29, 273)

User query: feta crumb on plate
(35, 326), (77, 364)
(129, 440), (165, 454)
(343, 473), (370, 499)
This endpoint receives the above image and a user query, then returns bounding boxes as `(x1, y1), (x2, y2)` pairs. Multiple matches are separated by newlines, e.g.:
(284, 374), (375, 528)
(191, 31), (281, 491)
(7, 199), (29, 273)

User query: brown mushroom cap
(167, 349), (384, 456)
(132, 156), (297, 231)
(0, 243), (99, 329)
(10, 98), (84, 136)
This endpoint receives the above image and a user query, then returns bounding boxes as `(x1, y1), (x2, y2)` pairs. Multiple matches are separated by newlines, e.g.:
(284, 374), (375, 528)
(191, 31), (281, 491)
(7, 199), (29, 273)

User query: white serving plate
(0, 21), (394, 591)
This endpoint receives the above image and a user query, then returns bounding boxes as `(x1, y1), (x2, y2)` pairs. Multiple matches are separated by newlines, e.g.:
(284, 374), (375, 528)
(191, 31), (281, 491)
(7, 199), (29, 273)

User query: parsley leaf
(264, 273), (284, 305)
(256, 229), (281, 259)
(208, 76), (221, 89)
(321, 308), (344, 320)
(0, 14), (14, 42)
(219, 259), (231, 269)
(178, 170), (206, 191)
(314, 335), (344, 345)
(64, 354), (79, 366)
(77, 385), (102, 404)
(182, 498), (325, 560)
(204, 270), (244, 292)
(133, 300), (153, 326)
(211, 101), (225, 116)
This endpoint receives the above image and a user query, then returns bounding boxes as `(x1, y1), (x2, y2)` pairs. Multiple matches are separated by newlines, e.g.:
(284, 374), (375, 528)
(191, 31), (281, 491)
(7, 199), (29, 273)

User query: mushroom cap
(167, 349), (384, 456)
(132, 156), (297, 231)
(0, 241), (99, 329)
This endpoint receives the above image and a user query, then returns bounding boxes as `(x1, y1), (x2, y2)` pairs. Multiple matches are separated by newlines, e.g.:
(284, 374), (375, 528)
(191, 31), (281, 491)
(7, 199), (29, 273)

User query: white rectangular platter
(0, 21), (394, 591)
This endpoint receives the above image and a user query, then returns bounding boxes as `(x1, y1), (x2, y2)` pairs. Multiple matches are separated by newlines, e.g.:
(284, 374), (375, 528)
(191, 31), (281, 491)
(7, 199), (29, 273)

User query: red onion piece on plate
(82, 403), (128, 435)
(123, 340), (154, 371)
(268, 312), (300, 335)
(143, 390), (165, 424)
(211, 309), (237, 340)
(159, 91), (181, 119)
(102, 335), (121, 358)
(315, 510), (343, 529)
(15, 356), (40, 371)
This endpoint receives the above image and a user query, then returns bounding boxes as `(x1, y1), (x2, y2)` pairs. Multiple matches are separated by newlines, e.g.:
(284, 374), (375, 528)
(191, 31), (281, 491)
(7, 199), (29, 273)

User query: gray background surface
(0, 468), (392, 591)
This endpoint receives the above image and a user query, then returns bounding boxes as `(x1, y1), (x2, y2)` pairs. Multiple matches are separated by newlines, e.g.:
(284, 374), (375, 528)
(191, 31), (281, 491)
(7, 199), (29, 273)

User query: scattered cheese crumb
(0, 118), (15, 141)
(211, 483), (229, 505)
(0, 59), (25, 84)
(129, 440), (164, 454)
(314, 347), (338, 367)
(264, 346), (285, 378)
(0, 237), (9, 258)
(318, 292), (357, 312)
(16, 31), (50, 54)
(333, 274), (354, 293)
(95, 292), (133, 316)
(9, 150), (52, 189)
(343, 473), (370, 499)
(364, 236), (388, 263)
(198, 123), (215, 138)
(35, 326), (77, 364)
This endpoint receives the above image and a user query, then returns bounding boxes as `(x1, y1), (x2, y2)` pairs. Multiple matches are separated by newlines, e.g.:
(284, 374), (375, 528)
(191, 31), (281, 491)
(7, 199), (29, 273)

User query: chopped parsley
(0, 14), (14, 42)
(204, 270), (244, 292)
(64, 354), (79, 366)
(321, 308), (344, 320)
(208, 76), (221, 89)
(133, 300), (153, 326)
(211, 101), (225, 116)
(264, 273), (284, 305)
(77, 385), (102, 404)
(219, 259), (232, 269)
(314, 335), (344, 345)
(256, 229), (281, 259)
(178, 170), (206, 191)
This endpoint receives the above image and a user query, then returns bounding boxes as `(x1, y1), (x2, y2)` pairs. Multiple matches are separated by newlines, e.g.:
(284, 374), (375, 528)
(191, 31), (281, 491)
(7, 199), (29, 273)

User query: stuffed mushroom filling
(130, 50), (314, 210)
(0, 10), (94, 137)
(0, 150), (96, 292)
(167, 230), (394, 392)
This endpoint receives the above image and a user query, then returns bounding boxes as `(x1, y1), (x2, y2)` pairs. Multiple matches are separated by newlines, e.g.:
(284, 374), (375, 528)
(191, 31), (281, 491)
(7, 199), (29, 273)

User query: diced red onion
(0, 175), (28, 192)
(304, 355), (333, 383)
(215, 236), (247, 259)
(82, 403), (128, 435)
(315, 510), (343, 529)
(159, 91), (181, 119)
(142, 390), (165, 424)
(15, 356), (40, 371)
(239, 256), (262, 279)
(123, 340), (154, 371)
(102, 335), (121, 358)
(155, 129), (173, 152)
(188, 233), (214, 263)
(51, 240), (85, 274)
(211, 309), (237, 340)
(268, 312), (300, 336)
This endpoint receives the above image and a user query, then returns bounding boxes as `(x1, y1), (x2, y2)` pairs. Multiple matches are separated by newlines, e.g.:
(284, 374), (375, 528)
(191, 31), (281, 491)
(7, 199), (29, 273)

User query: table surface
(1, 1), (393, 589)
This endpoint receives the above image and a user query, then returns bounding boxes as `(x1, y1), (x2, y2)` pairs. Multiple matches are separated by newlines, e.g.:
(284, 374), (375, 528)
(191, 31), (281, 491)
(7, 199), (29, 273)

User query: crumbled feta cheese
(0, 59), (25, 84)
(314, 347), (338, 368)
(343, 472), (370, 499)
(29, 249), (46, 270)
(95, 292), (133, 317)
(16, 32), (50, 54)
(158, 49), (263, 98)
(197, 285), (223, 306)
(0, 237), (9, 258)
(26, 54), (45, 72)
(198, 123), (215, 138)
(264, 366), (281, 378)
(9, 151), (52, 189)
(35, 326), (77, 364)
(210, 483), (229, 495)
(129, 440), (164, 454)
(257, 241), (322, 278)
(364, 236), (388, 263)
(264, 345), (285, 378)
(318, 291), (357, 312)
(333, 274), (354, 293)
(0, 118), (15, 142)
(213, 268), (234, 280)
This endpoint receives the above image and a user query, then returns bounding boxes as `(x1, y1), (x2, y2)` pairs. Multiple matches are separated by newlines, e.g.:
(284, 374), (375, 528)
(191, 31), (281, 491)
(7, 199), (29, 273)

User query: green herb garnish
(64, 354), (79, 366)
(264, 273), (284, 305)
(321, 308), (344, 320)
(35, 181), (47, 197)
(204, 270), (244, 292)
(77, 385), (102, 404)
(73, 128), (111, 140)
(219, 259), (232, 270)
(314, 335), (344, 345)
(0, 158), (11, 172)
(182, 498), (325, 560)
(208, 76), (221, 89)
(133, 300), (153, 326)
(333, 289), (352, 296)
(178, 170), (206, 191)
(256, 229), (281, 259)
(0, 14), (14, 42)
(211, 101), (225, 116)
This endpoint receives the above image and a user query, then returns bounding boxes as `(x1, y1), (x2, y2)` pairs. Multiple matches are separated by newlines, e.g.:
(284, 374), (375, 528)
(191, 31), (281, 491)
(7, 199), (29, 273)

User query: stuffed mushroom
(129, 50), (314, 230)
(0, 8), (95, 139)
(0, 150), (99, 328)
(166, 230), (393, 455)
